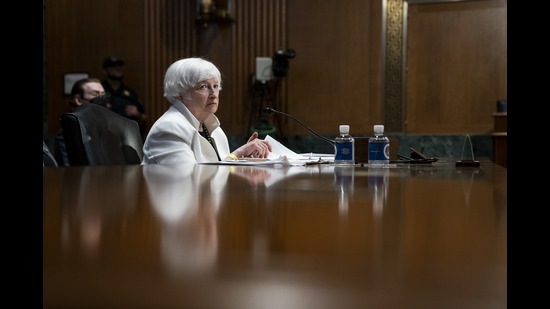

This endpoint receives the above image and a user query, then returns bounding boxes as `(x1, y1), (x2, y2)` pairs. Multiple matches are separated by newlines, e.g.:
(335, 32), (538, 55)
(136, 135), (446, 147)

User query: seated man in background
(54, 78), (110, 166)
(101, 56), (148, 139)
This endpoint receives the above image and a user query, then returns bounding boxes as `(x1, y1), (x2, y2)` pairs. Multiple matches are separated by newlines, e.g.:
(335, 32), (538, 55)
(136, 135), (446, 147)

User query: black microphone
(263, 107), (334, 145)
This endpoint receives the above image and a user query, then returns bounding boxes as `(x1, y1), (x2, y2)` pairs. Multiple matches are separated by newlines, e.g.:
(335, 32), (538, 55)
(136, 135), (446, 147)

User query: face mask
(90, 96), (110, 108)
(107, 73), (123, 81)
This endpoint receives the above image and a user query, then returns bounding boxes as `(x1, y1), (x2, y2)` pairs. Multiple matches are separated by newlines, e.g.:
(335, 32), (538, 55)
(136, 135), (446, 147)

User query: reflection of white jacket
(143, 164), (228, 224)
(143, 163), (229, 276)
(142, 101), (230, 164)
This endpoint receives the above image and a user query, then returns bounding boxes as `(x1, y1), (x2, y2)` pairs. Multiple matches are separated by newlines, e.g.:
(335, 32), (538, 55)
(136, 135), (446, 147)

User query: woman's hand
(231, 166), (272, 187)
(233, 132), (272, 158)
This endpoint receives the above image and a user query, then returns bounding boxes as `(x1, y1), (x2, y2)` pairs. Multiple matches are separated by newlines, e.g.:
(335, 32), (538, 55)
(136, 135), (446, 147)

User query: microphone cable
(263, 107), (335, 146)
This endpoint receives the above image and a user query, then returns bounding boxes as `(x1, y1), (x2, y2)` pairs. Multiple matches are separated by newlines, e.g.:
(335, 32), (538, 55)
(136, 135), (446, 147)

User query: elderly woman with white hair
(142, 57), (272, 164)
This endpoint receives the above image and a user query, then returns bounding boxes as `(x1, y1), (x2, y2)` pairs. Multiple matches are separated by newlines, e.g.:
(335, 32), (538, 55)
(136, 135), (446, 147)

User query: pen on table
(305, 158), (330, 165)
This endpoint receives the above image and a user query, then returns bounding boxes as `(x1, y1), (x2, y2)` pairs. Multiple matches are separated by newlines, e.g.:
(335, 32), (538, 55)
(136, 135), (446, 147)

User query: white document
(200, 155), (291, 167)
(265, 135), (333, 165)
(200, 135), (333, 167)
(265, 135), (305, 160)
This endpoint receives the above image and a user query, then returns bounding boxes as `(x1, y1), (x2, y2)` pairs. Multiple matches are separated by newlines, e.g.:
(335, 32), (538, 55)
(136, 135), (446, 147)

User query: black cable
(263, 107), (335, 145)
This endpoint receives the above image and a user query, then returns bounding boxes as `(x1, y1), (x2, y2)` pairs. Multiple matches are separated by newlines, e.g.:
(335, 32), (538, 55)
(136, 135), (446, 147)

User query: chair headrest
(61, 103), (143, 166)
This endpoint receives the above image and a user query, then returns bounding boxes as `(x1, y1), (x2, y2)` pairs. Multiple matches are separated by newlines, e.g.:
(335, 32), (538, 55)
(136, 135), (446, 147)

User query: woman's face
(183, 78), (221, 123)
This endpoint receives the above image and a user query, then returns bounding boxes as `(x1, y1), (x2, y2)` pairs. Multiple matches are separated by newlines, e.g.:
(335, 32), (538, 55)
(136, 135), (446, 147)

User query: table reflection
(43, 159), (507, 308)
(143, 164), (228, 276)
(58, 166), (142, 260)
(333, 166), (354, 215)
(367, 167), (389, 216)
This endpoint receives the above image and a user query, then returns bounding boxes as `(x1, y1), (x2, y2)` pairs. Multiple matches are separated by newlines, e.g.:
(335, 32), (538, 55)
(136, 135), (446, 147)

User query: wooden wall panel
(45, 0), (145, 135)
(222, 0), (288, 136)
(143, 0), (197, 130)
(44, 0), (505, 141)
(405, 0), (507, 134)
(287, 0), (379, 136)
(45, 0), (381, 138)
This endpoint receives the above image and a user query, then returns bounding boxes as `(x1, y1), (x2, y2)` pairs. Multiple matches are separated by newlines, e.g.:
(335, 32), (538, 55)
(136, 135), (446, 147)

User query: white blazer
(141, 101), (231, 164)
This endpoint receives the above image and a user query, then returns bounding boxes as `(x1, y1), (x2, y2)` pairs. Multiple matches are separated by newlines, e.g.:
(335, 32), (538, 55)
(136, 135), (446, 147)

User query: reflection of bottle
(368, 168), (389, 215)
(334, 166), (354, 215)
(368, 125), (390, 165)
(334, 125), (355, 164)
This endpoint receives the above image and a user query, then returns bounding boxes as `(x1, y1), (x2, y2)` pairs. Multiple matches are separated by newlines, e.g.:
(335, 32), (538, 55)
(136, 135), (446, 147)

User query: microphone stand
(264, 107), (335, 146)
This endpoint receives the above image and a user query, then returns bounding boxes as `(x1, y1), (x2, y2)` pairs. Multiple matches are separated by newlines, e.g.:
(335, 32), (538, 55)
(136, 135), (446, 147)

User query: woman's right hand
(234, 132), (272, 158)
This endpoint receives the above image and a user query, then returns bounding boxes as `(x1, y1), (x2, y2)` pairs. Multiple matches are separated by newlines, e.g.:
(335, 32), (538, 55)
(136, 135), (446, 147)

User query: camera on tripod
(255, 48), (296, 82)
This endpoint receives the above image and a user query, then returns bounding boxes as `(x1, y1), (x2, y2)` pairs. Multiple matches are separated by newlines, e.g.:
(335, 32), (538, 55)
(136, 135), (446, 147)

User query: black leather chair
(60, 103), (143, 166)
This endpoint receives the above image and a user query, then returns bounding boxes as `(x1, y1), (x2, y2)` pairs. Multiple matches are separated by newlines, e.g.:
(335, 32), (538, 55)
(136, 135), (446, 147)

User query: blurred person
(142, 57), (272, 164)
(143, 163), (227, 276)
(101, 56), (148, 138)
(54, 78), (110, 166)
(60, 163), (141, 260)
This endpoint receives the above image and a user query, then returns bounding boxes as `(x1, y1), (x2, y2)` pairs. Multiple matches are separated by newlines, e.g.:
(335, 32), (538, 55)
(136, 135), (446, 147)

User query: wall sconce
(197, 0), (234, 26)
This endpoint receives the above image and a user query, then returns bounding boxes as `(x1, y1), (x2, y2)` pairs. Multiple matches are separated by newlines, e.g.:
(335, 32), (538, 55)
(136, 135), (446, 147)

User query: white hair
(163, 58), (222, 103)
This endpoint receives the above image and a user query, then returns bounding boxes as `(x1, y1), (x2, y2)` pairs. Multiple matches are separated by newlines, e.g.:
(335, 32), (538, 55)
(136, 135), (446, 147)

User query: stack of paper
(200, 135), (334, 167)
(265, 135), (333, 165)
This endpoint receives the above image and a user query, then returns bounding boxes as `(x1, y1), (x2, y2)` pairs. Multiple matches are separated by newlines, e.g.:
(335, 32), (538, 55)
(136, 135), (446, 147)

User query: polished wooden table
(43, 158), (507, 308)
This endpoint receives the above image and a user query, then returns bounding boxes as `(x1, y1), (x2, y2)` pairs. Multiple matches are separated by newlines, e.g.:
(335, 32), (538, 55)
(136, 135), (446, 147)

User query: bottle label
(335, 141), (354, 161)
(368, 142), (390, 161)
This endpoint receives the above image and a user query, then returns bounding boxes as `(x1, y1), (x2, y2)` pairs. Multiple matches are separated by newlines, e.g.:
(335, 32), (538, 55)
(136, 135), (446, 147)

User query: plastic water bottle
(334, 125), (355, 164)
(368, 125), (390, 165)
